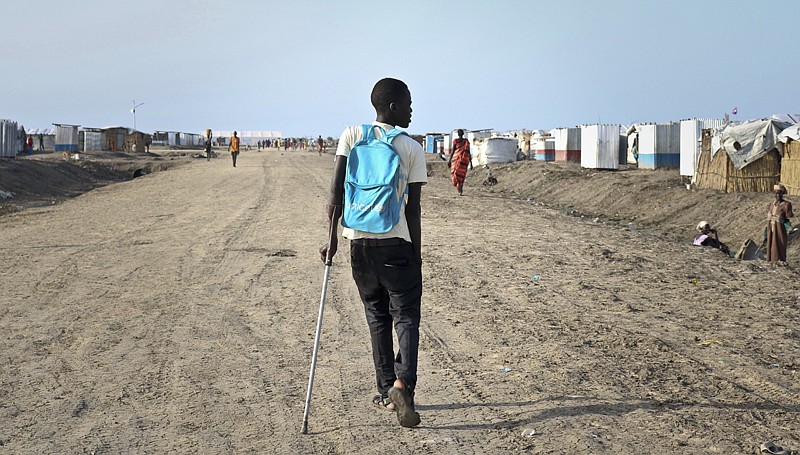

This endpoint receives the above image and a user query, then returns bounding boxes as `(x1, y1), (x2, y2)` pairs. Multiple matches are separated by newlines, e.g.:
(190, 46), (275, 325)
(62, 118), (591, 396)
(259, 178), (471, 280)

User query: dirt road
(1, 149), (798, 454)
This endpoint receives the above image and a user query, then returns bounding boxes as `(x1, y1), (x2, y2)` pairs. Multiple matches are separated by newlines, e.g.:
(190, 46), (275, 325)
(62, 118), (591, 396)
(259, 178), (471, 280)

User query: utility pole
(131, 100), (144, 131)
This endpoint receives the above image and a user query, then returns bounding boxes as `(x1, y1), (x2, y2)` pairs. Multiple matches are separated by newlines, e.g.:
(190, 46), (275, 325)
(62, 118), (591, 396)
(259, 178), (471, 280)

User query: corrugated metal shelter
(465, 129), (492, 145)
(101, 127), (128, 151)
(82, 128), (105, 151)
(180, 133), (203, 147)
(424, 134), (444, 154)
(680, 118), (725, 177)
(637, 122), (680, 169)
(580, 124), (620, 170)
(533, 137), (555, 161)
(152, 131), (180, 146)
(53, 123), (79, 152)
(1, 119), (20, 157)
(552, 127), (581, 162)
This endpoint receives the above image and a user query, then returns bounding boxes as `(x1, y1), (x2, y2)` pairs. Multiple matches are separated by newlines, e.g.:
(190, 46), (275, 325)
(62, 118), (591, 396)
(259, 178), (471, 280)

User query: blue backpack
(342, 124), (406, 233)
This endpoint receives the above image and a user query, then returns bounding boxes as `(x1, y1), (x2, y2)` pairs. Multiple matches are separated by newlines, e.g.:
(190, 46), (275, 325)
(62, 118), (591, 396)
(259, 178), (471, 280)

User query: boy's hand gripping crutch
(301, 218), (338, 434)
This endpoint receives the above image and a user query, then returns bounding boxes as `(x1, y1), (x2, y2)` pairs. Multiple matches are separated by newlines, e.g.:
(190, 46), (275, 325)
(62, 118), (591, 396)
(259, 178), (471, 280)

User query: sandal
(372, 395), (395, 412)
(760, 442), (790, 455)
(388, 386), (421, 428)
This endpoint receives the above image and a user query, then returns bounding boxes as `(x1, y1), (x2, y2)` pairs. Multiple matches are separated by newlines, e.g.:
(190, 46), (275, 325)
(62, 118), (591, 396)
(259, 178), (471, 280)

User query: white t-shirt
(336, 121), (428, 241)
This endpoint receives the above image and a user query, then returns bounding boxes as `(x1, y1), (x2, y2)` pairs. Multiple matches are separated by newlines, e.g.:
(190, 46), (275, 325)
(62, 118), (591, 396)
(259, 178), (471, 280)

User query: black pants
(350, 240), (422, 397)
(231, 151), (238, 166)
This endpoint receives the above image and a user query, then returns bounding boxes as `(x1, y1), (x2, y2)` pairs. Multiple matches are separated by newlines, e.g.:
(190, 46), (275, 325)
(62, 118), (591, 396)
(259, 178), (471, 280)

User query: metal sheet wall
(533, 137), (555, 161)
(552, 127), (581, 161)
(680, 118), (725, 176)
(0, 120), (19, 157)
(55, 125), (79, 151)
(580, 124), (620, 169)
(638, 123), (680, 169)
(84, 131), (104, 151)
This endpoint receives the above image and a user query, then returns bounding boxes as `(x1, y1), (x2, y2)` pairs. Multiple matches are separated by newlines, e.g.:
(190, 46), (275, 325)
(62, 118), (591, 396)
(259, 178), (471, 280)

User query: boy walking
(320, 78), (427, 428)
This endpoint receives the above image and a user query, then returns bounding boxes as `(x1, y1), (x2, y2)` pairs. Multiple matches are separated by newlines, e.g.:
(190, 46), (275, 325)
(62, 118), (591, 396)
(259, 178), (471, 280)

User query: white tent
(471, 137), (517, 167)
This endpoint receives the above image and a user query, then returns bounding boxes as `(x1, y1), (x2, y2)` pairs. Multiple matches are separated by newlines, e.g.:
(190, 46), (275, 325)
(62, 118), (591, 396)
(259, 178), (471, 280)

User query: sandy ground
(1, 149), (798, 454)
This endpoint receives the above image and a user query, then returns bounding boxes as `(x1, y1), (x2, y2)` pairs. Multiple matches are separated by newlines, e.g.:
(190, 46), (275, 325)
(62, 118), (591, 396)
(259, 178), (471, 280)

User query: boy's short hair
(371, 78), (408, 112)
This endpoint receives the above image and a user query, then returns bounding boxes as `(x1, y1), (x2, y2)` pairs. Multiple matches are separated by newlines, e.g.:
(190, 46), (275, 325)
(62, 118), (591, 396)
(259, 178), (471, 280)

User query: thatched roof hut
(695, 128), (780, 193)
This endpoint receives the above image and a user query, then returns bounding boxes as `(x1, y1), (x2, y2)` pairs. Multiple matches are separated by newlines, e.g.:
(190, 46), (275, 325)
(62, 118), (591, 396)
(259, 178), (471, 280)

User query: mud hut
(125, 130), (150, 153)
(694, 120), (784, 193)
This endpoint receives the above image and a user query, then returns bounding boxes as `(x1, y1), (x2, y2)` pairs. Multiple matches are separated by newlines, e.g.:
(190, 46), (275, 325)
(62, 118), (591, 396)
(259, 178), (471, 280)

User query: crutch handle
(324, 207), (341, 266)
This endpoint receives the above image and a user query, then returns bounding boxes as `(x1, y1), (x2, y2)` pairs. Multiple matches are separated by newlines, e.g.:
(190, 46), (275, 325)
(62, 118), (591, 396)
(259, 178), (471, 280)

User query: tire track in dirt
(3, 151), (798, 454)
(415, 172), (799, 453)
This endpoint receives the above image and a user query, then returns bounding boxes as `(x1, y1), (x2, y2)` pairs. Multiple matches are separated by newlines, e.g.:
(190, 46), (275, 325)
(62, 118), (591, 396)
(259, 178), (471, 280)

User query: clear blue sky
(1, 0), (797, 137)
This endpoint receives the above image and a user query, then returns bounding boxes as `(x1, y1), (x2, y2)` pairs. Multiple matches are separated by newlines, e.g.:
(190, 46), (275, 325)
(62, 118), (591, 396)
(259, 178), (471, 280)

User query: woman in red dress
(447, 129), (473, 195)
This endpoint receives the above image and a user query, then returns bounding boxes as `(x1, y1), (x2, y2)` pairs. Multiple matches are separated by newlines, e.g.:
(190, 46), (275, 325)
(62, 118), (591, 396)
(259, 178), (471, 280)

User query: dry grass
(781, 139), (800, 196)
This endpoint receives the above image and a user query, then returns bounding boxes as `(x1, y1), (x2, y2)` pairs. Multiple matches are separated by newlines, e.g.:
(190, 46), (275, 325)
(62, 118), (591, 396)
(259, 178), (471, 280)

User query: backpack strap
(381, 127), (407, 144)
(360, 124), (405, 144)
(360, 124), (373, 142)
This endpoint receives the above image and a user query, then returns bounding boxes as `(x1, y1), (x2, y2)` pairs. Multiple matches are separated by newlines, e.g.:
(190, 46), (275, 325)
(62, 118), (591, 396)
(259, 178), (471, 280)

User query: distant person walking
(38, 134), (44, 151)
(317, 135), (324, 156)
(229, 131), (240, 167)
(26, 135), (33, 155)
(204, 129), (213, 161)
(447, 129), (472, 195)
(765, 184), (794, 262)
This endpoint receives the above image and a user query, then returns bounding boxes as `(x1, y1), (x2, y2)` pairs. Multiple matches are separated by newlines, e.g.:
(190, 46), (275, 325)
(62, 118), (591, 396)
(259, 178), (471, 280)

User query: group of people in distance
(694, 183), (794, 263)
(201, 131), (330, 167)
